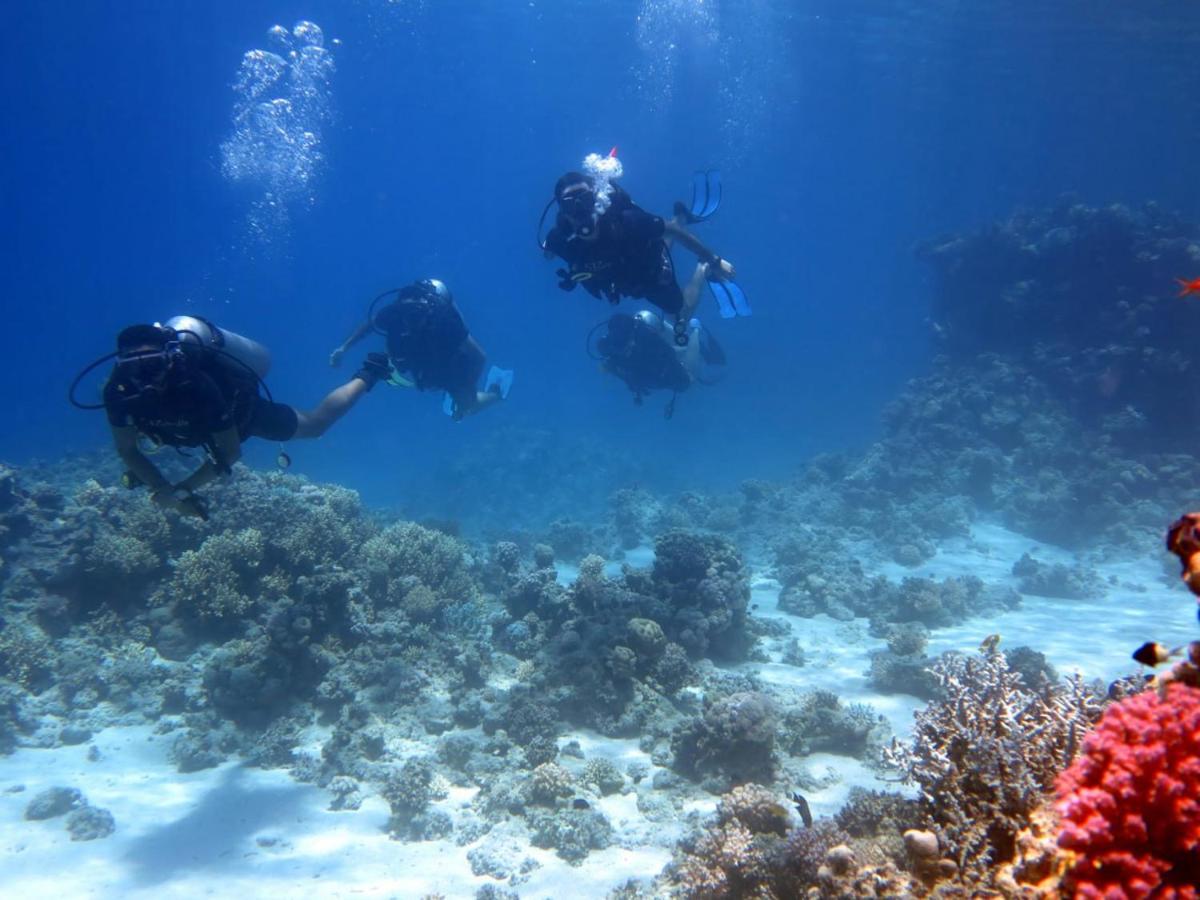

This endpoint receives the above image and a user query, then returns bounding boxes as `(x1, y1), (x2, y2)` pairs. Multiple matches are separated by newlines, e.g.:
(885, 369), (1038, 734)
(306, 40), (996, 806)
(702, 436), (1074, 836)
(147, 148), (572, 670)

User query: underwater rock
(24, 786), (84, 820)
(1012, 551), (1105, 600)
(467, 821), (530, 880)
(672, 690), (776, 785)
(66, 804), (115, 841)
(780, 690), (887, 758)
(867, 648), (939, 700)
(527, 806), (612, 864)
(716, 783), (790, 837)
(580, 757), (625, 796)
(524, 762), (573, 806)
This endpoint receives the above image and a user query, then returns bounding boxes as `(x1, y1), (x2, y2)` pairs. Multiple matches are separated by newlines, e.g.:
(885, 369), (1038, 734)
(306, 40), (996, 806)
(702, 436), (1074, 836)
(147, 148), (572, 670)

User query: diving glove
(354, 352), (394, 391)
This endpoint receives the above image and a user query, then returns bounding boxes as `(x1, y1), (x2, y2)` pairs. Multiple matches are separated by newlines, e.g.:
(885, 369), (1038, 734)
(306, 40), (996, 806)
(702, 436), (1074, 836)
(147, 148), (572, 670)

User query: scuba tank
(163, 315), (271, 381)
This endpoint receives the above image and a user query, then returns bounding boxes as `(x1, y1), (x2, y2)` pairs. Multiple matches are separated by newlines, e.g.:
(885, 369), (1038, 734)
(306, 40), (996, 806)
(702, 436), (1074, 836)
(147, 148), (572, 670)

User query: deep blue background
(4, 0), (1200, 510)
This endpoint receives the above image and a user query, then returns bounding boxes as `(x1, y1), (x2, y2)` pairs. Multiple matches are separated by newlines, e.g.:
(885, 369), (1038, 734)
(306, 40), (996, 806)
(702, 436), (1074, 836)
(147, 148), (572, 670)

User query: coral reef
(668, 782), (852, 900)
(672, 691), (777, 787)
(884, 645), (1104, 884)
(1056, 682), (1200, 897)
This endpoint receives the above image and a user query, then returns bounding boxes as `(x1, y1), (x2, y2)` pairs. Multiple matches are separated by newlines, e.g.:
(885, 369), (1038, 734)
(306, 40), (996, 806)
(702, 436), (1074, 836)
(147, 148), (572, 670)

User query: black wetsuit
(598, 314), (692, 400)
(374, 294), (482, 398)
(545, 189), (684, 315)
(104, 347), (297, 450)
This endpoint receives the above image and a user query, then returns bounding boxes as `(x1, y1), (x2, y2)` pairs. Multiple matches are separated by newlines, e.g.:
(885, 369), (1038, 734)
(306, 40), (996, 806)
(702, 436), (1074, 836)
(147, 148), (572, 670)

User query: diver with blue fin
(589, 309), (726, 418)
(539, 153), (749, 346)
(70, 316), (385, 519)
(330, 278), (512, 421)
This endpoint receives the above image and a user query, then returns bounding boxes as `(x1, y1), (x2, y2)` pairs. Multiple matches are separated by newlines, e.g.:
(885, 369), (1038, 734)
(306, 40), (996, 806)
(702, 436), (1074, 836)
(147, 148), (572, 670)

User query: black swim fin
(674, 170), (722, 224)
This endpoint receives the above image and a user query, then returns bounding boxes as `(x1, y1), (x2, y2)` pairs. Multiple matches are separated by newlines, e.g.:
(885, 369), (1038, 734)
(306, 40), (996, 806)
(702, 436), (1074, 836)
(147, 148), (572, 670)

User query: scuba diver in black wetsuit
(329, 278), (512, 421)
(72, 316), (388, 519)
(591, 309), (727, 417)
(540, 169), (742, 345)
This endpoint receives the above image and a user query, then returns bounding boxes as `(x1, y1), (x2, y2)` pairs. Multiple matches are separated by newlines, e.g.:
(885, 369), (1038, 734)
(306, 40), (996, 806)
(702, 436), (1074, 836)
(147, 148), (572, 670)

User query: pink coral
(1056, 682), (1200, 899)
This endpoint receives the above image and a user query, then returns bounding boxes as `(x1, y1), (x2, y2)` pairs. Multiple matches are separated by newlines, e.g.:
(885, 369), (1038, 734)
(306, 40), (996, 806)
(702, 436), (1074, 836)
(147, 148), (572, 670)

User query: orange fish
(1167, 513), (1200, 597)
(1176, 277), (1200, 297)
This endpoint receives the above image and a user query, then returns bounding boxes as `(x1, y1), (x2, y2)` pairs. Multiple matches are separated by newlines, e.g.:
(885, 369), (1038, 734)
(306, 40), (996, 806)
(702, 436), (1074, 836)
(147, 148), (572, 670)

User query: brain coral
(1056, 682), (1200, 898)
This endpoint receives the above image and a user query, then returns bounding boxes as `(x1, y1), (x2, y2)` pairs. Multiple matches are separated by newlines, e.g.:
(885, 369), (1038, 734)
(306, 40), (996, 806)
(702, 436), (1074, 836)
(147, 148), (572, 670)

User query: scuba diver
(590, 309), (726, 418)
(71, 316), (389, 519)
(539, 163), (750, 346)
(329, 277), (513, 421)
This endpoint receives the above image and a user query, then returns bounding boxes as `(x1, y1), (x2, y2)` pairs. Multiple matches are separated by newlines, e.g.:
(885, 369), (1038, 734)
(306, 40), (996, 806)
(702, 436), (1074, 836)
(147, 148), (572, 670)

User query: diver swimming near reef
(538, 152), (750, 347)
(589, 309), (726, 418)
(329, 278), (513, 421)
(70, 316), (386, 519)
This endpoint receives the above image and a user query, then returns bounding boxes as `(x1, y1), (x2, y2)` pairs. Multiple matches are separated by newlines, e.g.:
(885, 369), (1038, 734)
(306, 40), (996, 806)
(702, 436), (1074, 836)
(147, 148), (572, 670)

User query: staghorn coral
(883, 645), (1103, 883)
(1056, 682), (1200, 898)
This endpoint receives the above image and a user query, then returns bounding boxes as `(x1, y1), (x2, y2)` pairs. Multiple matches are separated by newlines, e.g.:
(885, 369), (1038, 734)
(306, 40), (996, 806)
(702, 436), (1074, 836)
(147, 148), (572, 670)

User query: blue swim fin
(707, 278), (751, 318)
(485, 365), (514, 399)
(674, 170), (722, 224)
(690, 170), (722, 221)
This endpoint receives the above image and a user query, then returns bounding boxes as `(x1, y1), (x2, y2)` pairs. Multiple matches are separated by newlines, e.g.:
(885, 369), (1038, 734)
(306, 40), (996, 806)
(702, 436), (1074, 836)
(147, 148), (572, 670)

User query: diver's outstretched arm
(330, 320), (374, 367)
(293, 376), (372, 438)
(664, 220), (736, 279)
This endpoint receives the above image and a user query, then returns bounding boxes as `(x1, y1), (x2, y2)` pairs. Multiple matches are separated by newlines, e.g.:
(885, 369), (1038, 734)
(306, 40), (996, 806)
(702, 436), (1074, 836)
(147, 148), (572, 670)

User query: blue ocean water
(3, 0), (1200, 512)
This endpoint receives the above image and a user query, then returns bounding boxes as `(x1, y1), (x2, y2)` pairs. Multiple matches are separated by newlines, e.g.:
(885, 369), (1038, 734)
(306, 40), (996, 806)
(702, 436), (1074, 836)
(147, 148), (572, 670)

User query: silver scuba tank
(162, 315), (272, 380)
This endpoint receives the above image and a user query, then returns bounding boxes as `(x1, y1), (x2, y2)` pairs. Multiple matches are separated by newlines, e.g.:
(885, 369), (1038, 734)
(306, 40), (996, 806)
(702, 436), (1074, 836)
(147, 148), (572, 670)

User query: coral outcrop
(884, 645), (1103, 884)
(1056, 682), (1200, 898)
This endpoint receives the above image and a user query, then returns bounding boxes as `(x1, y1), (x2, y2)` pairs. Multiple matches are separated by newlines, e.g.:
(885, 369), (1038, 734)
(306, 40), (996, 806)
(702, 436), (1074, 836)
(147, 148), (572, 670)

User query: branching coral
(359, 522), (476, 607)
(1056, 682), (1200, 898)
(883, 645), (1103, 881)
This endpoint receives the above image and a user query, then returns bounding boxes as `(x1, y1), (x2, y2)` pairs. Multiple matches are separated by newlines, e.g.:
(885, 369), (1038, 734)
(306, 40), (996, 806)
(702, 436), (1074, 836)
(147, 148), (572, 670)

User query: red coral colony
(1051, 514), (1200, 898)
(1055, 682), (1200, 898)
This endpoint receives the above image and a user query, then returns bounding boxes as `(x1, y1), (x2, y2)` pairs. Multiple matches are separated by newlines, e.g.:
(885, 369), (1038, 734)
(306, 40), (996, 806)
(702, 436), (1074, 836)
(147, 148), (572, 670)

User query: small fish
(979, 634), (1001, 654)
(790, 792), (813, 828)
(277, 449), (292, 469)
(572, 798), (590, 810)
(1132, 641), (1176, 667)
(1176, 277), (1200, 298)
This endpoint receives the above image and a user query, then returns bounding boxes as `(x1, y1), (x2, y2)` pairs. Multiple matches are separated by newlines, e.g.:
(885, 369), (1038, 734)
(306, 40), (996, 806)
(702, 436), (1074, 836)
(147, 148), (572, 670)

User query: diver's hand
(707, 257), (736, 280)
(329, 347), (345, 367)
(153, 488), (209, 520)
(555, 269), (577, 292)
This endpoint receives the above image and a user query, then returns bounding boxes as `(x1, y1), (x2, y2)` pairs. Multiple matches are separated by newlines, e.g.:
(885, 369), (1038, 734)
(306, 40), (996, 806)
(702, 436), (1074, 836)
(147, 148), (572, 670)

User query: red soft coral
(1055, 682), (1200, 899)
